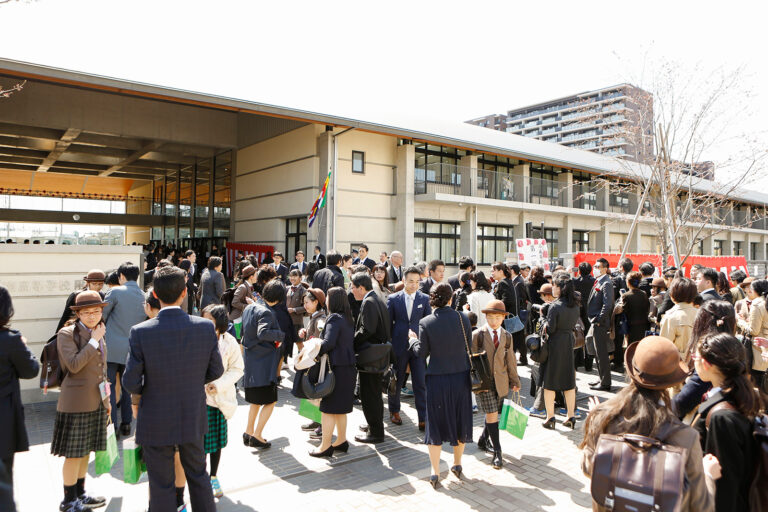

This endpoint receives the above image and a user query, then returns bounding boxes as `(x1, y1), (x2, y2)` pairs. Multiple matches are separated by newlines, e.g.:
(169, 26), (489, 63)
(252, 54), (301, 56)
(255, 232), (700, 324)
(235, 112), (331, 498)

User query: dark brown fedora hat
(481, 299), (509, 316)
(70, 290), (108, 310)
(625, 336), (688, 391)
(83, 269), (106, 282)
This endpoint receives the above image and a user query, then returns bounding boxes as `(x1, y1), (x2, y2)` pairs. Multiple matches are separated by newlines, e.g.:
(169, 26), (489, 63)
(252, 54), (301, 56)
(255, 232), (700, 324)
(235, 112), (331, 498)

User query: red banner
(225, 242), (275, 278)
(571, 252), (749, 278)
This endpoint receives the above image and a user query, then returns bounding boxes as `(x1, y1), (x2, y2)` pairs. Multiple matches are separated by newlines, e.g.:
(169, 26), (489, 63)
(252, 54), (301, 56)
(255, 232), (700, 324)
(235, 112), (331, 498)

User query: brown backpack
(39, 333), (67, 392)
(591, 423), (686, 512)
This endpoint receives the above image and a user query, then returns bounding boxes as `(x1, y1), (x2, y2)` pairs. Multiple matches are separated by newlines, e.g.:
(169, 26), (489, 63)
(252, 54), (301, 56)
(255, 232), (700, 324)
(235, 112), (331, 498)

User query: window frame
(413, 219), (460, 265)
(476, 224), (515, 265)
(352, 150), (365, 174)
(285, 217), (307, 261)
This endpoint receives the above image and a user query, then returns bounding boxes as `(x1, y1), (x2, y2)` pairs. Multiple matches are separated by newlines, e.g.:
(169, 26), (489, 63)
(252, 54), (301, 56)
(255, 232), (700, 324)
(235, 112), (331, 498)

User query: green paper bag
(123, 440), (147, 484)
(499, 398), (512, 430)
(234, 320), (242, 339)
(504, 398), (529, 440)
(298, 398), (322, 423)
(94, 423), (118, 475)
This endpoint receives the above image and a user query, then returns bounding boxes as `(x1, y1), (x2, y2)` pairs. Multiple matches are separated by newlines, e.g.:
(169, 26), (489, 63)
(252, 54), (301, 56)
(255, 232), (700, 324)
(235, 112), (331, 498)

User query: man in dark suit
(386, 250), (405, 285)
(586, 257), (614, 391)
(351, 272), (391, 443)
(611, 257), (633, 295)
(509, 264), (530, 365)
(290, 250), (308, 275)
(447, 256), (474, 291)
(378, 251), (389, 268)
(312, 246), (326, 269)
(272, 251), (289, 283)
(573, 262), (596, 371)
(184, 249), (199, 284)
(123, 266), (223, 512)
(312, 251), (345, 294)
(356, 244), (376, 271)
(419, 259), (445, 294)
(386, 266), (431, 430)
(696, 267), (722, 302)
(638, 262), (655, 297)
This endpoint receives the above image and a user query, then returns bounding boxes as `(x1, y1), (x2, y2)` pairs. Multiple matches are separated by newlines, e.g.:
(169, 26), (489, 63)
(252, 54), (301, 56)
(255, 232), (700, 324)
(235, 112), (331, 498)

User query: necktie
(493, 330), (499, 348)
(406, 294), (413, 319)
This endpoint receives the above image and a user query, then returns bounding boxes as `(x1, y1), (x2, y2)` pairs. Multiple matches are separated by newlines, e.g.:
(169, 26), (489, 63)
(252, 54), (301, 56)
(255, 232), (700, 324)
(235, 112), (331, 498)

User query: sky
(1, 0), (767, 187)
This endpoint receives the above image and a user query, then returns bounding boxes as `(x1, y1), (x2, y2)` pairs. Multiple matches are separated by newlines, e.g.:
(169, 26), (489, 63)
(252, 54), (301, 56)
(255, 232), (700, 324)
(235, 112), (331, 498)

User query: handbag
(590, 424), (686, 512)
(382, 364), (398, 395)
(355, 342), (393, 374)
(456, 311), (493, 392)
(526, 333), (549, 364)
(301, 354), (335, 399)
(503, 279), (525, 333)
(573, 317), (586, 350)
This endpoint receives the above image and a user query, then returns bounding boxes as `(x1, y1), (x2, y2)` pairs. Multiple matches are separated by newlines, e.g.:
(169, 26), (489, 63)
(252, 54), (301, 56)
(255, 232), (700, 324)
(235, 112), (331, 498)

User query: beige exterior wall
(1, 244), (143, 402)
(234, 124), (320, 251)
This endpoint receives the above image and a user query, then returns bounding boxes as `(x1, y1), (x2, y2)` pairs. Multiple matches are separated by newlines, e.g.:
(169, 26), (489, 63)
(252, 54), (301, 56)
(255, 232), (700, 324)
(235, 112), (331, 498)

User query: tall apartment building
(467, 84), (654, 162)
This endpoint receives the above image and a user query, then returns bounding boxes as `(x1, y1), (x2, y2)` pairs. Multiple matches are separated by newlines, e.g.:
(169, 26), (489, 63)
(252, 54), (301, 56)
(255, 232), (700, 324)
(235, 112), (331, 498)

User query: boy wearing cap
(471, 299), (520, 470)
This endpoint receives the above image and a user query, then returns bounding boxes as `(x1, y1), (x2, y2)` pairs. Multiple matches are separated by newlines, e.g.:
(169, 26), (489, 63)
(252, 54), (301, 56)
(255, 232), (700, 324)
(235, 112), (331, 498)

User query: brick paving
(15, 364), (627, 511)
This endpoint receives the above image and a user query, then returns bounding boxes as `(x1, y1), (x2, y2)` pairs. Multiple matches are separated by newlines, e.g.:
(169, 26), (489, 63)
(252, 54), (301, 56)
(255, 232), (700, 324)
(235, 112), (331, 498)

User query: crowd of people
(1, 244), (768, 511)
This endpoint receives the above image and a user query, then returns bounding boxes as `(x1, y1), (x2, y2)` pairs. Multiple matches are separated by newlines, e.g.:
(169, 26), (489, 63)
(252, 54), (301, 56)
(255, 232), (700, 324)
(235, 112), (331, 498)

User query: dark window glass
(413, 219), (459, 265)
(352, 151), (365, 174)
(477, 224), (516, 265)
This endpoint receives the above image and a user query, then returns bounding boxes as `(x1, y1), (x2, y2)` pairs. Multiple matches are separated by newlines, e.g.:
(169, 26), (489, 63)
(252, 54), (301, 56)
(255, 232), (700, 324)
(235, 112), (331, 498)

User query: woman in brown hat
(55, 270), (106, 333)
(470, 298), (520, 470)
(581, 335), (718, 512)
(52, 290), (110, 512)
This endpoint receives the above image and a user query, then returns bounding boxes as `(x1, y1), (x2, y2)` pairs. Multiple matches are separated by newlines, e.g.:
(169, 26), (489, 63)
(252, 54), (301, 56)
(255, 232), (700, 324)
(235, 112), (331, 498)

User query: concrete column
(596, 183), (610, 211)
(459, 205), (478, 262)
(316, 130), (334, 252)
(557, 171), (573, 208)
(597, 220), (610, 252)
(725, 231), (734, 256)
(628, 189), (640, 215)
(394, 144), (416, 264)
(627, 225), (642, 253)
(756, 236), (767, 261)
(514, 210), (528, 242)
(512, 163), (530, 202)
(459, 154), (478, 197)
(558, 215), (573, 257)
(702, 234), (715, 256)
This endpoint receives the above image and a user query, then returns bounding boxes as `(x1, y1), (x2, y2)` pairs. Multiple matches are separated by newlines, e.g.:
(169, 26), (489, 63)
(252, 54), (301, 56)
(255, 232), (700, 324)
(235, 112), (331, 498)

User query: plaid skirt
(51, 405), (108, 458)
(204, 406), (228, 454)
(475, 388), (503, 414)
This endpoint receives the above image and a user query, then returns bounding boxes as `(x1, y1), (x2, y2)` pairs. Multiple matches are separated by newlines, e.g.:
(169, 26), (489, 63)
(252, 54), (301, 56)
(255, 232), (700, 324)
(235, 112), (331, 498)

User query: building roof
(1, 58), (766, 206)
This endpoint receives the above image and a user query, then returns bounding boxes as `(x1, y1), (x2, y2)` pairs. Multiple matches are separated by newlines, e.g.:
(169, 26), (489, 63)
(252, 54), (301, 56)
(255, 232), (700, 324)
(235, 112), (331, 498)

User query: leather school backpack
(39, 333), (67, 392)
(590, 423), (686, 512)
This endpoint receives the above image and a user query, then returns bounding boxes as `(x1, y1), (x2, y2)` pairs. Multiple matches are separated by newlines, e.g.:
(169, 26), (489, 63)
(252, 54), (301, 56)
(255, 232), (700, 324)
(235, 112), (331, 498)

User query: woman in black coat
(692, 332), (760, 512)
(0, 285), (40, 501)
(621, 271), (650, 344)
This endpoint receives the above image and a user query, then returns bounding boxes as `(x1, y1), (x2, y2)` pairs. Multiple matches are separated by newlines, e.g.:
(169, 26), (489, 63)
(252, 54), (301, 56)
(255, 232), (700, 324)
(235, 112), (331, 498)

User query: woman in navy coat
(0, 285), (40, 503)
(310, 287), (357, 457)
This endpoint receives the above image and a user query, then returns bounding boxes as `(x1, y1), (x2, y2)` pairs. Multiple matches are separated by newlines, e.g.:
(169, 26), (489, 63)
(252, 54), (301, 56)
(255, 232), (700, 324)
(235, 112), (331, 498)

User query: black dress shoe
(78, 494), (106, 509)
(301, 421), (321, 431)
(451, 465), (463, 479)
(588, 380), (601, 387)
(477, 436), (489, 453)
(119, 423), (131, 437)
(492, 451), (503, 469)
(354, 434), (384, 444)
(358, 424), (369, 432)
(331, 440), (349, 453)
(542, 417), (556, 430)
(589, 383), (612, 391)
(242, 433), (254, 446)
(429, 475), (439, 489)
(248, 436), (271, 449)
(309, 445), (334, 458)
(562, 417), (577, 429)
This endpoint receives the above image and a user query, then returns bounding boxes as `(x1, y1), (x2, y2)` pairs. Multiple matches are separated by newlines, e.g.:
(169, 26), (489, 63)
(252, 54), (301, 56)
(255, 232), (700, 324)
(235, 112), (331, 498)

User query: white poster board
(516, 238), (550, 270)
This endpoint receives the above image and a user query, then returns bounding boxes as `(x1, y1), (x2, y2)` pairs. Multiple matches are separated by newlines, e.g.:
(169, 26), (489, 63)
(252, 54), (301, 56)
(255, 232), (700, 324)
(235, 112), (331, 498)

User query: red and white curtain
(225, 242), (275, 278)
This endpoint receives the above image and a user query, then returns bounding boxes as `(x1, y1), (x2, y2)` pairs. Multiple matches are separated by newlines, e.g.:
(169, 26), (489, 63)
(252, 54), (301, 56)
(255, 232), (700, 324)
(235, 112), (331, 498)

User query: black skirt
(320, 365), (356, 414)
(245, 384), (277, 405)
(424, 371), (473, 446)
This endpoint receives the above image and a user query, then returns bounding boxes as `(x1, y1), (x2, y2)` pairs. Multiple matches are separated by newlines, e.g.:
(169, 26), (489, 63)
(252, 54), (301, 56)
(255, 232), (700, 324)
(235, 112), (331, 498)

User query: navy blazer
(318, 313), (356, 366)
(0, 329), (39, 458)
(414, 307), (471, 375)
(419, 277), (436, 295)
(290, 261), (308, 275)
(123, 307), (223, 447)
(699, 289), (722, 303)
(241, 302), (284, 388)
(273, 263), (289, 284)
(587, 274), (615, 326)
(387, 290), (431, 356)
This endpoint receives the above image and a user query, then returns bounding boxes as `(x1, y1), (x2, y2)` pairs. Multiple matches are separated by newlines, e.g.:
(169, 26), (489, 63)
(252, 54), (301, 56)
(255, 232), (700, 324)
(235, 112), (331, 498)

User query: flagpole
(331, 128), (354, 251)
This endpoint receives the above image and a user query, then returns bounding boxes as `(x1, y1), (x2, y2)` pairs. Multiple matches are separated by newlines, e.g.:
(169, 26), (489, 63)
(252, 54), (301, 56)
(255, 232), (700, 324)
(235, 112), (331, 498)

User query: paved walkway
(15, 364), (626, 511)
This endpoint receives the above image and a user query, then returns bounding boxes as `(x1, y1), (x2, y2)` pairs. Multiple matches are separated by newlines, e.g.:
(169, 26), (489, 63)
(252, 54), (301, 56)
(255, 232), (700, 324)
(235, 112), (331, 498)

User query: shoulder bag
(590, 423), (686, 512)
(301, 354), (335, 399)
(355, 301), (393, 374)
(503, 280), (525, 334)
(457, 311), (493, 392)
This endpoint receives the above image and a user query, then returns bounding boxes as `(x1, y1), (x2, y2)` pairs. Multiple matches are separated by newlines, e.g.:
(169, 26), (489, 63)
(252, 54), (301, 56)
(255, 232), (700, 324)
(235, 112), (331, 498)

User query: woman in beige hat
(580, 335), (719, 511)
(55, 270), (106, 333)
(52, 290), (110, 512)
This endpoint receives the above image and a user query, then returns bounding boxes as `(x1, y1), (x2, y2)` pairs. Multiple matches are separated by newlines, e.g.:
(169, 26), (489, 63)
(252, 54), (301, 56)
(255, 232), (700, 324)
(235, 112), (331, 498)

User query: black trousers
(143, 440), (215, 512)
(359, 372), (384, 438)
(590, 324), (612, 388)
(0, 455), (13, 508)
(512, 330), (527, 362)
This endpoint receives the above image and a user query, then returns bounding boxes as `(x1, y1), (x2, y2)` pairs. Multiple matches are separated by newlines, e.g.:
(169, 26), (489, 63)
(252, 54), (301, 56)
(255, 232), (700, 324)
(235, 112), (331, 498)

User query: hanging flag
(308, 170), (331, 228)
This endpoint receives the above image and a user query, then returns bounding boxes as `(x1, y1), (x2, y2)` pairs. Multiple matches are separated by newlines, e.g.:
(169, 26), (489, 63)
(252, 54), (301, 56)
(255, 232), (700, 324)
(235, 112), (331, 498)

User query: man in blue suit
(123, 266), (223, 512)
(386, 266), (431, 430)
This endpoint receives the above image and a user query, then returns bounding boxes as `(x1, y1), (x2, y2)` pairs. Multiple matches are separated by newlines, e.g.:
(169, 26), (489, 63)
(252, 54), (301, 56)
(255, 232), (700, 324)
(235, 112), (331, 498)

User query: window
(573, 172), (597, 210)
(714, 240), (724, 256)
(285, 217), (307, 261)
(544, 228), (559, 258)
(352, 151), (365, 174)
(476, 224), (515, 265)
(414, 220), (460, 265)
(733, 241), (743, 256)
(572, 230), (590, 253)
(751, 242), (759, 260)
(529, 169), (558, 203)
(609, 190), (630, 213)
